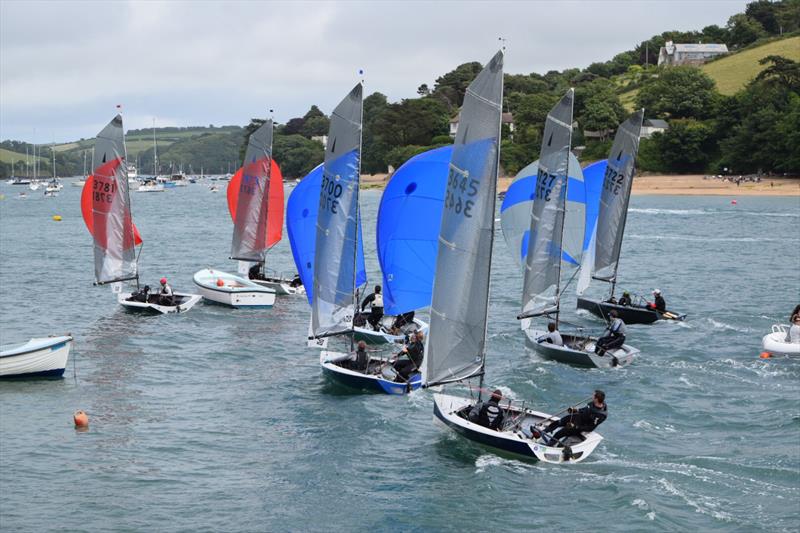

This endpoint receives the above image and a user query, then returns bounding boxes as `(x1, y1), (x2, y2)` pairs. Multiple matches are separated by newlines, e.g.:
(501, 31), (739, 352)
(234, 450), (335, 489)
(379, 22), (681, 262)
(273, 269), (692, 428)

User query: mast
(553, 89), (575, 328)
(152, 118), (158, 176)
(83, 150), (87, 178)
(52, 141), (56, 180)
(351, 82), (364, 351)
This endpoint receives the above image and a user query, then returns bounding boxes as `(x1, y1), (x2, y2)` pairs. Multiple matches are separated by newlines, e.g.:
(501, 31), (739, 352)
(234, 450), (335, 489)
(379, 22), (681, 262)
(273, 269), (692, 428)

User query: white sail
(423, 51), (504, 387)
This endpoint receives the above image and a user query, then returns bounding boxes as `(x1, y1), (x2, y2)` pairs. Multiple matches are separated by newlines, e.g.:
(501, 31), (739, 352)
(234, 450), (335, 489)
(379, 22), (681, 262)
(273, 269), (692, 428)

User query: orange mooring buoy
(73, 410), (89, 429)
(216, 278), (225, 287)
(759, 351), (771, 359)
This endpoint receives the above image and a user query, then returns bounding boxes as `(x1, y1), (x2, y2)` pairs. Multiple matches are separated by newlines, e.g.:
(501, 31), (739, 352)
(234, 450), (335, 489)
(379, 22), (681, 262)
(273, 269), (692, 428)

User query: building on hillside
(657, 41), (728, 66)
(641, 119), (669, 139)
(449, 112), (514, 137)
(311, 135), (328, 147)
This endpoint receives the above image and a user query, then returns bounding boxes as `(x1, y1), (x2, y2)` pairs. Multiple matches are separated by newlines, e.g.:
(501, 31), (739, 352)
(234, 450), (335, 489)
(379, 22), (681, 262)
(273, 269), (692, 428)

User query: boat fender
(73, 410), (89, 429)
(216, 278), (225, 287)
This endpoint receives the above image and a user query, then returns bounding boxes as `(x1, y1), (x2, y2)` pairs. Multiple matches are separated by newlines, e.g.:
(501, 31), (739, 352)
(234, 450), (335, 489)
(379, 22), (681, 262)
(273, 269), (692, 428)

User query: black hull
(577, 297), (684, 325)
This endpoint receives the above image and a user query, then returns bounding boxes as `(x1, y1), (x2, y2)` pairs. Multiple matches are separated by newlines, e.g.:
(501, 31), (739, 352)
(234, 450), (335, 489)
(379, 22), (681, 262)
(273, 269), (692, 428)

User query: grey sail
(593, 109), (645, 283)
(89, 114), (137, 285)
(423, 51), (504, 387)
(230, 119), (273, 262)
(312, 83), (363, 337)
(520, 89), (574, 321)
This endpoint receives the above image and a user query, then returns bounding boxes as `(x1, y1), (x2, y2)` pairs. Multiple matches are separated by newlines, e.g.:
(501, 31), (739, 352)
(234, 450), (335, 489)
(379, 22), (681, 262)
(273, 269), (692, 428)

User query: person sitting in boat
(158, 277), (175, 306)
(789, 314), (800, 344)
(392, 331), (424, 381)
(647, 289), (666, 312)
(390, 311), (415, 334)
(290, 274), (303, 288)
(540, 390), (607, 446)
(595, 310), (626, 360)
(790, 304), (800, 324)
(537, 322), (563, 346)
(129, 285), (150, 303)
(618, 291), (632, 306)
(344, 340), (370, 371)
(248, 262), (264, 280)
(360, 285), (384, 331)
(469, 389), (505, 431)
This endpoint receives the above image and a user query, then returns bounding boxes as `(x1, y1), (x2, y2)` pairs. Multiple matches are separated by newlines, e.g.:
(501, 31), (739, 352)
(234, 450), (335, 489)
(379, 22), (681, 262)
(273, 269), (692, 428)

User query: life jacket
(478, 400), (504, 430)
(371, 293), (383, 309)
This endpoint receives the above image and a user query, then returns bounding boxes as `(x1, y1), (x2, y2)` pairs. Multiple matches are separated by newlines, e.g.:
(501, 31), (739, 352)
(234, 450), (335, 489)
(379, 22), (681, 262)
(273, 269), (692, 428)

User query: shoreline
(360, 173), (800, 197)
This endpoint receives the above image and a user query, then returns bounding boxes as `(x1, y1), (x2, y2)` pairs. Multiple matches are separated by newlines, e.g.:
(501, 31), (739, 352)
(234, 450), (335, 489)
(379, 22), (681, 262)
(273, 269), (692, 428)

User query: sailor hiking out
(539, 390), (607, 446)
(361, 285), (384, 331)
(595, 310), (626, 364)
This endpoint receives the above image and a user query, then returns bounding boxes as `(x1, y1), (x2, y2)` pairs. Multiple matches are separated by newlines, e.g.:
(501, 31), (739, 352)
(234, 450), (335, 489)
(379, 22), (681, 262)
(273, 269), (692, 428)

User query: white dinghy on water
(81, 112), (200, 314)
(762, 323), (800, 357)
(0, 336), (73, 379)
(518, 91), (638, 368)
(192, 118), (277, 308)
(425, 51), (602, 464)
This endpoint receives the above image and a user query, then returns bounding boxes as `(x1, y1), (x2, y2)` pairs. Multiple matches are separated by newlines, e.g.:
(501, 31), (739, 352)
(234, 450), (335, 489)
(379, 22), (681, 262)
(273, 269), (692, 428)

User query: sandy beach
(362, 173), (800, 196)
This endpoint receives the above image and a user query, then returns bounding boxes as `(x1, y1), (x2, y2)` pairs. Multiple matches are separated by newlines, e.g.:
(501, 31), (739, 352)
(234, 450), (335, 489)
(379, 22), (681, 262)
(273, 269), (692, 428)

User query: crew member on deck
(248, 263), (264, 280)
(392, 331), (424, 381)
(469, 389), (505, 431)
(618, 291), (632, 306)
(361, 285), (384, 331)
(539, 390), (607, 446)
(649, 289), (666, 312)
(390, 311), (415, 334)
(595, 310), (626, 363)
(538, 322), (563, 346)
(158, 277), (174, 306)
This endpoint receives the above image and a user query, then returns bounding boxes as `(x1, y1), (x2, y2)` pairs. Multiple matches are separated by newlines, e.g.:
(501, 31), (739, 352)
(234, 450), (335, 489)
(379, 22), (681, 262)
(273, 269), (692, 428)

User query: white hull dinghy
(762, 325), (800, 357)
(0, 335), (73, 379)
(250, 276), (305, 296)
(352, 315), (429, 345)
(193, 269), (276, 308)
(119, 291), (201, 314)
(525, 329), (637, 368)
(433, 393), (602, 463)
(320, 350), (422, 395)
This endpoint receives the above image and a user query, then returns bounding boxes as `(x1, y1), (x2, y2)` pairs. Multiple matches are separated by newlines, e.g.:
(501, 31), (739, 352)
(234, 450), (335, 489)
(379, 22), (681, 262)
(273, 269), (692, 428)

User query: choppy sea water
(1, 182), (798, 531)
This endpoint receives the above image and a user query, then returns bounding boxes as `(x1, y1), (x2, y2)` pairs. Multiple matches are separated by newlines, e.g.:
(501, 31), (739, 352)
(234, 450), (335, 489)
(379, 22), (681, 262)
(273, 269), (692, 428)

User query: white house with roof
(658, 41), (728, 66)
(450, 112), (514, 137)
(641, 119), (669, 139)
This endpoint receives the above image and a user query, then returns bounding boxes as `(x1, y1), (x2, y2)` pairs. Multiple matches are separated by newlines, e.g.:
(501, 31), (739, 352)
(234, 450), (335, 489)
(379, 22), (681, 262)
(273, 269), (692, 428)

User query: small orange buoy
(216, 278), (225, 287)
(73, 410), (89, 429)
(731, 199), (737, 205)
(759, 351), (771, 359)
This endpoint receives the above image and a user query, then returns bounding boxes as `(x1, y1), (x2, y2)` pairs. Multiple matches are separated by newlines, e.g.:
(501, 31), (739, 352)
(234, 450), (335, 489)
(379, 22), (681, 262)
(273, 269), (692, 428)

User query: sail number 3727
(445, 173), (479, 218)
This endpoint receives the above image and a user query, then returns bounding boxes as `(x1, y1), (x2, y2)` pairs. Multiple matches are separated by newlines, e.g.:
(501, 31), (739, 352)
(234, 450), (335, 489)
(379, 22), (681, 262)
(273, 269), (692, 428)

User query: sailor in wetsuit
(469, 389), (506, 431)
(649, 289), (666, 312)
(540, 390), (607, 446)
(618, 291), (632, 306)
(392, 331), (424, 381)
(248, 262), (264, 280)
(595, 310), (626, 363)
(360, 285), (384, 331)
(158, 277), (175, 306)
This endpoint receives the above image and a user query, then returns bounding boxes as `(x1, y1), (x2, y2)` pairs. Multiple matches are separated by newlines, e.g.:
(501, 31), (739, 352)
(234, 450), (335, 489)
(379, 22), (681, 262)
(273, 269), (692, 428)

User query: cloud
(0, 0), (748, 141)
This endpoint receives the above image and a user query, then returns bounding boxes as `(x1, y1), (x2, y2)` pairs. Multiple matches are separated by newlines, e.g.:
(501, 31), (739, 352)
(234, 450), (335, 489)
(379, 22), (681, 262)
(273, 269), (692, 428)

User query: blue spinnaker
(377, 145), (452, 316)
(287, 163), (366, 306)
(581, 159), (606, 253)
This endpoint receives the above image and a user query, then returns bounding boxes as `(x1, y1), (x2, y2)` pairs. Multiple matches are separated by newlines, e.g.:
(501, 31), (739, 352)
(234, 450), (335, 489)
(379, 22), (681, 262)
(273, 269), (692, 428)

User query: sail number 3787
(444, 173), (479, 218)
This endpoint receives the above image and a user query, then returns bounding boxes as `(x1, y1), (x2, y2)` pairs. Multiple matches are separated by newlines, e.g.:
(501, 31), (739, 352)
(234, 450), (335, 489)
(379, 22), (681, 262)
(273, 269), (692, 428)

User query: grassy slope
(0, 148), (47, 165)
(619, 35), (800, 111)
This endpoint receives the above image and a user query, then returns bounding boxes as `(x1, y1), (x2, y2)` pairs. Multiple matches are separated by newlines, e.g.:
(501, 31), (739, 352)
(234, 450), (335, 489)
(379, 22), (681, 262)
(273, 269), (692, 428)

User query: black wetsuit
(393, 339), (423, 380)
(392, 311), (415, 330)
(618, 295), (631, 306)
(545, 401), (607, 444)
(248, 263), (262, 280)
(471, 399), (505, 430)
(361, 292), (384, 330)
(654, 294), (666, 312)
(596, 318), (626, 355)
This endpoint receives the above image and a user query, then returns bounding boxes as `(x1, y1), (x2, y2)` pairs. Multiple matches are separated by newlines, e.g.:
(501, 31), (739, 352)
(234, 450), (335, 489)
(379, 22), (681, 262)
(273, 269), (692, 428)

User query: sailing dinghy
(576, 110), (685, 324)
(82, 113), (200, 314)
(192, 119), (277, 308)
(426, 51), (602, 463)
(0, 335), (73, 379)
(519, 92), (638, 368)
(225, 132), (299, 296)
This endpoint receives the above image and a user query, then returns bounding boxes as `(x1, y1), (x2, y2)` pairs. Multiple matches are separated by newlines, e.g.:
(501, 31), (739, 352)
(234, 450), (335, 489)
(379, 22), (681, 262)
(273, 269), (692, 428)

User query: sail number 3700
(445, 173), (479, 218)
(319, 175), (344, 214)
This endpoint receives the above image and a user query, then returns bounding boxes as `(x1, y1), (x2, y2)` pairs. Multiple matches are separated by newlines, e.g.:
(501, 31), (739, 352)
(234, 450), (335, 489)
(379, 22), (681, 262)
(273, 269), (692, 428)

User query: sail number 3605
(93, 177), (117, 204)
(603, 166), (625, 196)
(445, 173), (479, 218)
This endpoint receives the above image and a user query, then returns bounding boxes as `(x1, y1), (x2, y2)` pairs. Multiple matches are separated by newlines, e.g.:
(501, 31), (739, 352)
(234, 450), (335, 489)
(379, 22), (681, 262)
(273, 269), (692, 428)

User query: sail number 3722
(603, 166), (625, 195)
(445, 173), (479, 218)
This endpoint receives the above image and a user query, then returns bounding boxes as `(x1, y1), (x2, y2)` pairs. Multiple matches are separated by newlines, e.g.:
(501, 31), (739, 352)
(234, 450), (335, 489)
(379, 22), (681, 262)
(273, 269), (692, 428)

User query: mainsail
(229, 120), (278, 262)
(227, 159), (284, 256)
(311, 83), (364, 337)
(80, 114), (140, 285)
(519, 89), (574, 321)
(377, 145), (451, 316)
(592, 110), (645, 284)
(423, 51), (504, 387)
(287, 164), (366, 306)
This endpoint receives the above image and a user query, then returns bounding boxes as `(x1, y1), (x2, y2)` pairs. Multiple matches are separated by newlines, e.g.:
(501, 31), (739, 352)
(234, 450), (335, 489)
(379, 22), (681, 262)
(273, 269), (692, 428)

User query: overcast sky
(0, 0), (748, 143)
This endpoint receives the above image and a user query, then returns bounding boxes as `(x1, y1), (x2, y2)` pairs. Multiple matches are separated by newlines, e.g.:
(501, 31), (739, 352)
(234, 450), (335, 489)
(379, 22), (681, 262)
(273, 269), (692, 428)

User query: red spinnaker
(81, 170), (143, 247)
(227, 159), (284, 249)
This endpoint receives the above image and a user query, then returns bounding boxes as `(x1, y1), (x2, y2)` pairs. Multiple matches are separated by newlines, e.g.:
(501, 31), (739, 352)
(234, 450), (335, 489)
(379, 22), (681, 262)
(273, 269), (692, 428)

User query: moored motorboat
(192, 268), (276, 308)
(762, 324), (800, 356)
(0, 335), (73, 379)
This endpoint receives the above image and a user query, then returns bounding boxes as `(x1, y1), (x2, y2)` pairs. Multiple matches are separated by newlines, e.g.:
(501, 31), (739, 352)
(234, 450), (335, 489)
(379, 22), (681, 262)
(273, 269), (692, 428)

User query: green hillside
(619, 35), (800, 110)
(0, 147), (46, 165)
(701, 35), (800, 94)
